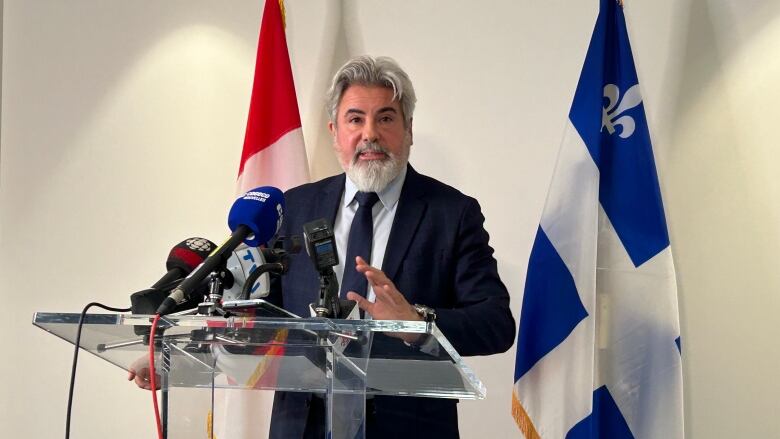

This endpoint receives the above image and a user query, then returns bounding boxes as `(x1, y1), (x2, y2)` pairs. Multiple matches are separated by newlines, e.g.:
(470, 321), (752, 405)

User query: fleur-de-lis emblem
(602, 84), (643, 138)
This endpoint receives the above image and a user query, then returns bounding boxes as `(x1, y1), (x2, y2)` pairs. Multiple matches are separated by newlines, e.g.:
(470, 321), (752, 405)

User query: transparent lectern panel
(331, 320), (485, 400)
(33, 312), (486, 439)
(32, 313), (485, 399)
(164, 383), (216, 439)
(327, 329), (371, 439)
(32, 313), (166, 374)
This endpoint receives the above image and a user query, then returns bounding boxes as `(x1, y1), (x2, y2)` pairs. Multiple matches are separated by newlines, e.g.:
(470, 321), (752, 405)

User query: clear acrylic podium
(33, 312), (485, 438)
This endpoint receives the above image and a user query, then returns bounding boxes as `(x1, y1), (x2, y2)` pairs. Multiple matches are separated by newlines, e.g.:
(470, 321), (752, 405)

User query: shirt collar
(343, 164), (407, 211)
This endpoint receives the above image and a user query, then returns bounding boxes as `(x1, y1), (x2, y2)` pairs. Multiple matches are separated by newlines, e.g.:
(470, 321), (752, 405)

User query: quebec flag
(512, 1), (684, 438)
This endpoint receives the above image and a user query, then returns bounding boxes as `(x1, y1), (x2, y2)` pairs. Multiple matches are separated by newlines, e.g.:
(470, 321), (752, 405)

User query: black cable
(240, 262), (285, 300)
(66, 302), (131, 439)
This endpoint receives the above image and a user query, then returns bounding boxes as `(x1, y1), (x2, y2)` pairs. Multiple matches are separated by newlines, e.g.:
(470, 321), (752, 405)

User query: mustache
(352, 142), (391, 163)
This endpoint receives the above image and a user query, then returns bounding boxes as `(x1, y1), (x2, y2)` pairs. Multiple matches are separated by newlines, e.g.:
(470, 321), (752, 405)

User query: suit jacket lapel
(382, 166), (427, 280)
(314, 173), (345, 228)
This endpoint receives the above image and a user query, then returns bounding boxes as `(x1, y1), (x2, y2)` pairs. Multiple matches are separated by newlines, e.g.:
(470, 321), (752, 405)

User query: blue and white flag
(512, 1), (684, 438)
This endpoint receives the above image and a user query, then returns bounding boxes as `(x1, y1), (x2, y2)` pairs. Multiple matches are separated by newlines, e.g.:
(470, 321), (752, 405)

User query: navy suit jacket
(268, 165), (515, 438)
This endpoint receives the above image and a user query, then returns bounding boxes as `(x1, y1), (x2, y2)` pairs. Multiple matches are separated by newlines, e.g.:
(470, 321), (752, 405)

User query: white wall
(1, 0), (778, 438)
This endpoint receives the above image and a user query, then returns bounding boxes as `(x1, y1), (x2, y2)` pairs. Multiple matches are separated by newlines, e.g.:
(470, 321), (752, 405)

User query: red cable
(149, 314), (164, 439)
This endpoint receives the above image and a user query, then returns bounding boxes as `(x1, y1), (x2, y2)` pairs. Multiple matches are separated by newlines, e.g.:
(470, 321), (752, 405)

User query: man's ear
(328, 121), (336, 137)
(408, 118), (414, 145)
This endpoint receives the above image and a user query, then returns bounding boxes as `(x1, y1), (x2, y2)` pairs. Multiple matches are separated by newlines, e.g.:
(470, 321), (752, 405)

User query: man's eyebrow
(343, 107), (398, 116)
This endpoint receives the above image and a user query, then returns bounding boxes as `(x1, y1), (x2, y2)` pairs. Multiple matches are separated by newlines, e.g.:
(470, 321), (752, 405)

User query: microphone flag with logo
(228, 186), (285, 247)
(512, 1), (684, 438)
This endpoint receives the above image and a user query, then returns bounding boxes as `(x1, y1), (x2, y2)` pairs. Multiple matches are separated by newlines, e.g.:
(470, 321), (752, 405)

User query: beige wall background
(1, 0), (778, 438)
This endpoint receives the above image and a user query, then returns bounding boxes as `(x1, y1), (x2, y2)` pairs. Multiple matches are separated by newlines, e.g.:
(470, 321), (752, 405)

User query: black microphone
(303, 219), (344, 318)
(152, 237), (217, 290)
(130, 237), (216, 315)
(156, 187), (285, 315)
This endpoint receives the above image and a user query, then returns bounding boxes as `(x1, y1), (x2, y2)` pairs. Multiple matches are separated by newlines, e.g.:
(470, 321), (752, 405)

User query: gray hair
(326, 55), (416, 127)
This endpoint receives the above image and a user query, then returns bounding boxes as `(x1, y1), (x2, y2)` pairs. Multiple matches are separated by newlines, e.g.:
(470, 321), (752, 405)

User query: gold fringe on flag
(206, 409), (217, 439)
(278, 0), (287, 29)
(512, 390), (541, 439)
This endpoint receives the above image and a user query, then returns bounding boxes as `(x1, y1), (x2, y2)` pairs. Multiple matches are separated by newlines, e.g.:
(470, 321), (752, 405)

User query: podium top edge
(32, 312), (432, 333)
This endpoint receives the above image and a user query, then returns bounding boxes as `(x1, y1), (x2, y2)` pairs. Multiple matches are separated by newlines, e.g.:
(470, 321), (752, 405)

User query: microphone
(156, 187), (285, 315)
(152, 237), (217, 290)
(130, 237), (216, 315)
(303, 219), (347, 318)
(221, 236), (302, 302)
(222, 244), (272, 301)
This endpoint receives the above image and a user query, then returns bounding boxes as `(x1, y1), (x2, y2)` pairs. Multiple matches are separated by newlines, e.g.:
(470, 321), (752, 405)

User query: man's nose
(362, 120), (378, 143)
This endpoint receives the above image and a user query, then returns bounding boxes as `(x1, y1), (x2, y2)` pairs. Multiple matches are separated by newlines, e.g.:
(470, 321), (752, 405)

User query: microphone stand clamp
(197, 270), (230, 317)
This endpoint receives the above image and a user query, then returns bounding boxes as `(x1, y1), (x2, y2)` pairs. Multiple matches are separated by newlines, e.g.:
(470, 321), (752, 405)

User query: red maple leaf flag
(211, 2), (306, 438)
(236, 0), (309, 195)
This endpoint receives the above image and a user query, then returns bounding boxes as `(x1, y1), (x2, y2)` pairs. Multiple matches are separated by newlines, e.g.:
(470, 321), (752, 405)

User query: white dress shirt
(332, 165), (408, 303)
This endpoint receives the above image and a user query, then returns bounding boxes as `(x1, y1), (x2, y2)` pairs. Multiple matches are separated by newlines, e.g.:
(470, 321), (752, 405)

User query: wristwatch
(413, 304), (437, 323)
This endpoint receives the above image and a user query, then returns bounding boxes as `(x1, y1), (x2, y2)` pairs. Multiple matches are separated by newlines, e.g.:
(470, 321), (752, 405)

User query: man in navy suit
(268, 55), (515, 439)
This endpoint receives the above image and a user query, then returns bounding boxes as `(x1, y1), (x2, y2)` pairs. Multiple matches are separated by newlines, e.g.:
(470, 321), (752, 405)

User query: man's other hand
(127, 356), (160, 391)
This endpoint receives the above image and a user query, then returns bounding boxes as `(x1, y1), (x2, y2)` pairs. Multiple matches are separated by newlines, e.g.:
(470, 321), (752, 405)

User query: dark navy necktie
(340, 191), (380, 299)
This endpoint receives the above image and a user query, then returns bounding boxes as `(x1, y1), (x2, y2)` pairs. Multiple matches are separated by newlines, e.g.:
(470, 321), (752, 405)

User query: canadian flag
(211, 2), (307, 438)
(236, 0), (309, 195)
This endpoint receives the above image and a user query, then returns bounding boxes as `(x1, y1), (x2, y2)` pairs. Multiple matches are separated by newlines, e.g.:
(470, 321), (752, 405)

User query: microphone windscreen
(166, 237), (217, 273)
(228, 186), (285, 247)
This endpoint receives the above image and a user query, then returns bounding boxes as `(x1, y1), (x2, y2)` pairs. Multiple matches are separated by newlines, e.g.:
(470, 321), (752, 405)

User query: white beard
(345, 141), (408, 193)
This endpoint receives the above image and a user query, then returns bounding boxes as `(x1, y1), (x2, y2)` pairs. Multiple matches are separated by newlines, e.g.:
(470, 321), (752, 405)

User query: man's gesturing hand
(345, 256), (424, 343)
(345, 256), (420, 321)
